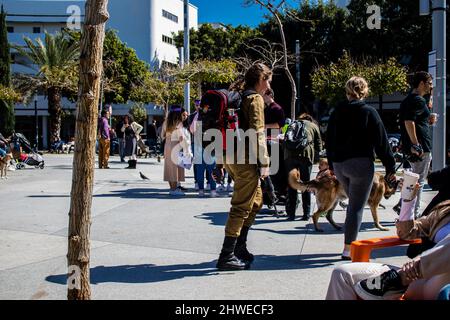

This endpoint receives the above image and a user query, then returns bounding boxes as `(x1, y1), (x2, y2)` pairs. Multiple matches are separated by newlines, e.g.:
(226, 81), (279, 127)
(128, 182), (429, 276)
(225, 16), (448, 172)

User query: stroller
(10, 132), (45, 170)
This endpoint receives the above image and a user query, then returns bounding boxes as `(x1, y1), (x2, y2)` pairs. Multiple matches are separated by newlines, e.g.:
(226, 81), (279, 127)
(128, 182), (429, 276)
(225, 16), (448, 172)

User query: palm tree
(13, 31), (79, 144)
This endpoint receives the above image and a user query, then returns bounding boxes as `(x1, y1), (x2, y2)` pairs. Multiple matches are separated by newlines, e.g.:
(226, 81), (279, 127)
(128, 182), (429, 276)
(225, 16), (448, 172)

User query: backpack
(199, 89), (245, 151)
(284, 120), (310, 153)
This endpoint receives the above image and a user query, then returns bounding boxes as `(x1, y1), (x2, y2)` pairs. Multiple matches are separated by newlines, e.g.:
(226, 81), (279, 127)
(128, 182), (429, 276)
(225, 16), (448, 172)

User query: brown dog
(289, 170), (398, 232)
(0, 153), (13, 179)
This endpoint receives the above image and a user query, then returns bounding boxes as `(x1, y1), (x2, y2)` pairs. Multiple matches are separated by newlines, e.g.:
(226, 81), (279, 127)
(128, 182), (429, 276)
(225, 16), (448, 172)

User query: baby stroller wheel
(16, 163), (25, 170)
(39, 162), (45, 169)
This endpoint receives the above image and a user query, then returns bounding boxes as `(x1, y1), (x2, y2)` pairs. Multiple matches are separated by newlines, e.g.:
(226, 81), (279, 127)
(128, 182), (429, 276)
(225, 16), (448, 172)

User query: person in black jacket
(327, 76), (396, 260)
(115, 116), (125, 162)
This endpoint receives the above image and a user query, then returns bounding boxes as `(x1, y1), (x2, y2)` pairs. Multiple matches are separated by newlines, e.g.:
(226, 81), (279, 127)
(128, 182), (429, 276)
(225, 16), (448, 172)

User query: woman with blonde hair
(326, 76), (396, 260)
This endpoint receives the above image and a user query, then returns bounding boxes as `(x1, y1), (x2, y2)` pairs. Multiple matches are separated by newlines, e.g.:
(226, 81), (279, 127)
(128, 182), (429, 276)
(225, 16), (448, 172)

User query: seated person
(326, 170), (450, 300)
(0, 133), (10, 157)
(406, 166), (450, 259)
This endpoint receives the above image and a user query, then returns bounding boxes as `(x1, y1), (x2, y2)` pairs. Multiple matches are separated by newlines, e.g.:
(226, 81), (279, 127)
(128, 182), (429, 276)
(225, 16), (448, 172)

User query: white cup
(430, 113), (438, 127)
(401, 171), (420, 201)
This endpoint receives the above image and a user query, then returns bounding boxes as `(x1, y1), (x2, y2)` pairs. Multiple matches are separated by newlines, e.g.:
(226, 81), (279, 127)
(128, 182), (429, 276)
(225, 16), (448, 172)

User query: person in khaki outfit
(215, 63), (272, 271)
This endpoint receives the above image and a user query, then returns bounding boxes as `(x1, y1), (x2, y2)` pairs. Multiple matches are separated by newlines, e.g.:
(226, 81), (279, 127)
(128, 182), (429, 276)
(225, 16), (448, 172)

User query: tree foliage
(12, 31), (80, 142)
(129, 71), (185, 109)
(129, 103), (147, 125)
(12, 31), (80, 102)
(0, 84), (21, 102)
(102, 30), (151, 104)
(172, 59), (238, 86)
(311, 51), (409, 107)
(0, 5), (15, 135)
(65, 29), (152, 104)
(365, 57), (409, 97)
(173, 23), (261, 61)
(0, 5), (10, 87)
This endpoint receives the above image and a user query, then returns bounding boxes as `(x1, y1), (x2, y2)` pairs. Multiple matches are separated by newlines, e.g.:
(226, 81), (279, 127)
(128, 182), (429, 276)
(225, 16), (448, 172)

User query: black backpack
(284, 120), (310, 152)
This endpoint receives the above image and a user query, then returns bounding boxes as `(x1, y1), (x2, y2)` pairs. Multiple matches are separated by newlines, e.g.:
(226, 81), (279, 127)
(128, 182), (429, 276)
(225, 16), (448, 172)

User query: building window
(7, 26), (14, 33)
(162, 34), (174, 46)
(162, 9), (178, 23)
(33, 27), (41, 34)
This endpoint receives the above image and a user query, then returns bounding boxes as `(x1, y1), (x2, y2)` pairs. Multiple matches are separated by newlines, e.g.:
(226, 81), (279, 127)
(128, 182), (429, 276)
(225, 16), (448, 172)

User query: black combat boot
(234, 226), (254, 265)
(216, 236), (246, 271)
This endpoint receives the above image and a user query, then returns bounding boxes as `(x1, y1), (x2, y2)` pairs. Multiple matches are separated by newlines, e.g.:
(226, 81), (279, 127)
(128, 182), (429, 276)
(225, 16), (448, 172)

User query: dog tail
(288, 169), (308, 192)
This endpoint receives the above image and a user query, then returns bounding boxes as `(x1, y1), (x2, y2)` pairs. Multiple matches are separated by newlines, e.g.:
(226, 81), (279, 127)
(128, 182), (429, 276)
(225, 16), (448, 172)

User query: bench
(351, 236), (422, 262)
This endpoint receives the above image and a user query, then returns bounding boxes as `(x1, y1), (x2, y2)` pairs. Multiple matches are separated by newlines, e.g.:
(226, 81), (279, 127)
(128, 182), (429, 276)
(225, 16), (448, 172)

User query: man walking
(284, 113), (322, 221)
(98, 109), (111, 169)
(399, 71), (434, 217)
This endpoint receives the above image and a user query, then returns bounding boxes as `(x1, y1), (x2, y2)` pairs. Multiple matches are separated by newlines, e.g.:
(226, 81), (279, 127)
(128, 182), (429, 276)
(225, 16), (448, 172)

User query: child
(316, 158), (332, 180)
(316, 158), (348, 209)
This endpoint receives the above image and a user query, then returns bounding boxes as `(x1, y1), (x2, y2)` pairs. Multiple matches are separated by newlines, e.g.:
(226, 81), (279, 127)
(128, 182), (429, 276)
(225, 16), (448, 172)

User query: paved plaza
(0, 154), (437, 300)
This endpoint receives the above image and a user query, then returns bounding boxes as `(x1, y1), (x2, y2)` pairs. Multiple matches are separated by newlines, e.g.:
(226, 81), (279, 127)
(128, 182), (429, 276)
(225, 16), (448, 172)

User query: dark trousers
(333, 158), (374, 245)
(285, 157), (312, 218)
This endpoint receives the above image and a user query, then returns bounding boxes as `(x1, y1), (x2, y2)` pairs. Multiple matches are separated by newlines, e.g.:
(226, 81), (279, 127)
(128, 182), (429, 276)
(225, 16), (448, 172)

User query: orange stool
(351, 236), (422, 262)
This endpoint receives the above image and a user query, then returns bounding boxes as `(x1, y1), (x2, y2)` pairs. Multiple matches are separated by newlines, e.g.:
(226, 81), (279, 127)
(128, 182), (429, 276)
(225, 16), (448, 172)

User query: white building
(1, 0), (198, 148)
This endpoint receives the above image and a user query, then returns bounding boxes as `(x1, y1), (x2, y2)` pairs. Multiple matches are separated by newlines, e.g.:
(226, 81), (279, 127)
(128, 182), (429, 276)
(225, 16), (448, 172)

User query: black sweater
(326, 100), (395, 173)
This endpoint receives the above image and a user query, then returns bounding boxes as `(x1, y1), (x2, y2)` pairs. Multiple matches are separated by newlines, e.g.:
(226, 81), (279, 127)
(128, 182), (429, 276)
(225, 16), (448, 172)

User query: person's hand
(384, 171), (397, 187)
(260, 166), (270, 179)
(212, 167), (224, 183)
(411, 144), (423, 157)
(401, 258), (422, 284)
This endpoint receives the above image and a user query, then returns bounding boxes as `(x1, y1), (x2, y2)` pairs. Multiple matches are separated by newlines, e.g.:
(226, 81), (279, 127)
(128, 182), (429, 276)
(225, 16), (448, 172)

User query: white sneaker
(210, 190), (218, 198)
(195, 183), (199, 191)
(216, 184), (226, 192)
(198, 190), (205, 197)
(169, 189), (185, 196)
(226, 184), (233, 192)
(206, 183), (211, 191)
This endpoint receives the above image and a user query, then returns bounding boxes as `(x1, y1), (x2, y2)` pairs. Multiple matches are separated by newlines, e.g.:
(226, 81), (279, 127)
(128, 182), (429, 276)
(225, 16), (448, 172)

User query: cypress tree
(0, 5), (15, 135)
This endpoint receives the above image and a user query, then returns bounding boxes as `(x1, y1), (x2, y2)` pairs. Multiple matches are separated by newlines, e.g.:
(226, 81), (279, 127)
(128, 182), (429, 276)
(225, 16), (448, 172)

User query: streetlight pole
(431, 0), (447, 170)
(34, 99), (39, 151)
(184, 0), (190, 114)
(295, 40), (301, 116)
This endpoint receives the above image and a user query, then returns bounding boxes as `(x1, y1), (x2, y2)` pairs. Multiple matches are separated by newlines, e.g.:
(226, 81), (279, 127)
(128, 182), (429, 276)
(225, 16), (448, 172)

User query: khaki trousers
(224, 163), (263, 237)
(98, 138), (110, 168)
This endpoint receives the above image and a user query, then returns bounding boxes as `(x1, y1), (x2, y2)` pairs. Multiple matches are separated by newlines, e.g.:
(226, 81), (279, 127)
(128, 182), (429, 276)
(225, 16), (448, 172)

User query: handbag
(177, 151), (193, 170)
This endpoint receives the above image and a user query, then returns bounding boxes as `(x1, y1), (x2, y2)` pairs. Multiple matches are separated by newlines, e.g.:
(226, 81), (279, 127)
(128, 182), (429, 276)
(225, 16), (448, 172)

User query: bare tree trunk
(272, 12), (297, 120)
(67, 0), (109, 300)
(254, 0), (297, 120)
(48, 86), (62, 144)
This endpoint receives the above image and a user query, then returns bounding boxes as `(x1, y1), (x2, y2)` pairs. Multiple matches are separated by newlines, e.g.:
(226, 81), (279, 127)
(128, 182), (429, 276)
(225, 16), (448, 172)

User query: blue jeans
(194, 148), (216, 191)
(118, 138), (125, 160)
(0, 148), (6, 157)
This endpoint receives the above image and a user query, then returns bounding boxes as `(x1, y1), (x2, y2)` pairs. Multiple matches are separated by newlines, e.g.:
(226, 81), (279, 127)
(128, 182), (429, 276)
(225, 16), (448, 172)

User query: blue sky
(189, 0), (300, 28)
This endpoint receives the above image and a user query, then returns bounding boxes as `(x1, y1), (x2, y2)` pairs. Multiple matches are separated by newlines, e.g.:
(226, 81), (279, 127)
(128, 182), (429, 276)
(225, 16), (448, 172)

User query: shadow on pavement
(46, 262), (219, 285)
(28, 188), (202, 200)
(45, 253), (343, 286)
